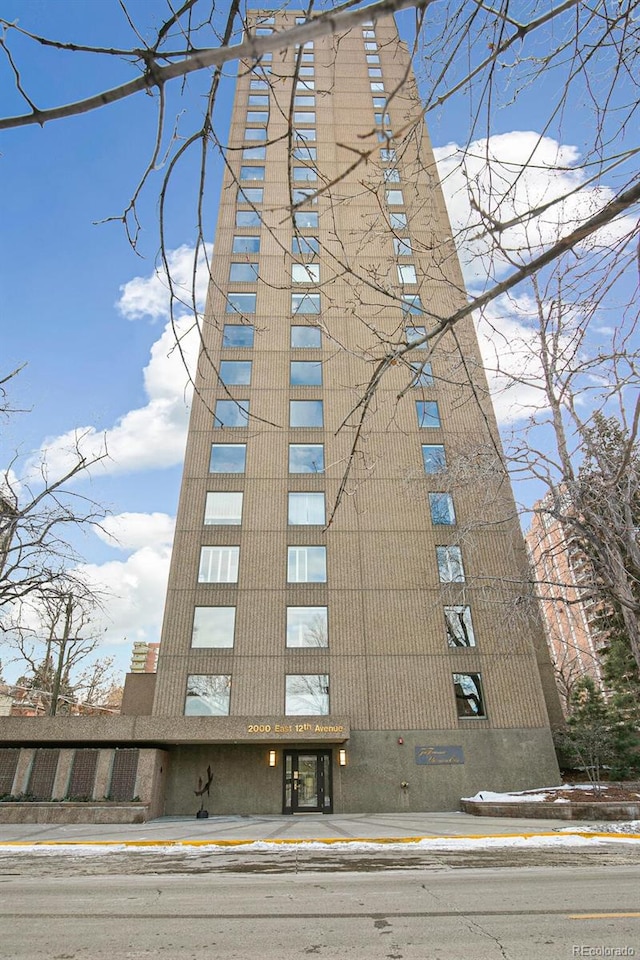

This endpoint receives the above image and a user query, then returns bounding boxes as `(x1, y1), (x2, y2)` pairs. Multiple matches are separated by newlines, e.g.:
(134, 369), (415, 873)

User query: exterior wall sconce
(338, 749), (347, 766)
(268, 750), (277, 767)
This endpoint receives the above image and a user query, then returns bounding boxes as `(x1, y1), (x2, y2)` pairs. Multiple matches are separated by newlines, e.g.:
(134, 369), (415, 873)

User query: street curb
(1, 831), (639, 847)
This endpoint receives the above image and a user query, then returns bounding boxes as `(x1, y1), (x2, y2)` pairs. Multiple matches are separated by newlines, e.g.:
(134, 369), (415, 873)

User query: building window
(364, 41), (378, 50)
(291, 325), (321, 347)
(185, 675), (231, 716)
(416, 400), (441, 428)
(386, 190), (404, 205)
(222, 324), (254, 347)
(294, 95), (315, 107)
(242, 146), (266, 160)
(293, 166), (317, 181)
(285, 675), (329, 715)
(398, 264), (417, 284)
(383, 168), (401, 183)
(229, 262), (259, 282)
(287, 607), (329, 647)
(220, 360), (252, 385)
(445, 606), (476, 648)
(292, 188), (317, 205)
(372, 97), (386, 109)
(294, 112), (316, 124)
(210, 443), (246, 473)
(294, 211), (319, 228)
(436, 546), (465, 583)
(226, 292), (256, 314)
(215, 400), (249, 427)
(375, 112), (392, 127)
(247, 95), (269, 108)
(294, 128), (317, 141)
(406, 324), (427, 347)
(422, 444), (446, 474)
(198, 546), (239, 583)
(394, 238), (412, 256)
(292, 236), (319, 255)
(363, 29), (376, 38)
(250, 79), (268, 90)
(232, 236), (261, 254)
(192, 607), (236, 648)
(292, 292), (321, 314)
(299, 65), (315, 76)
(290, 399), (323, 427)
(380, 147), (397, 162)
(371, 81), (385, 92)
(287, 546), (327, 582)
(293, 145), (317, 161)
(288, 492), (325, 525)
(366, 54), (380, 64)
(390, 212), (408, 230)
(246, 111), (268, 125)
(402, 294), (423, 315)
(290, 360), (322, 385)
(292, 263), (320, 283)
(235, 210), (261, 227)
(239, 165), (265, 180)
(204, 492), (243, 525)
(289, 443), (324, 473)
(369, 68), (383, 77)
(255, 27), (272, 36)
(237, 187), (263, 204)
(429, 492), (456, 525)
(453, 673), (485, 718)
(244, 128), (267, 141)
(301, 51), (314, 62)
(409, 361), (433, 387)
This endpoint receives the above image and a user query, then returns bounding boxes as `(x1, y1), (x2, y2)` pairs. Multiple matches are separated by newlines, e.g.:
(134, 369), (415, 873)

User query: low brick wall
(460, 799), (640, 821)
(0, 802), (150, 824)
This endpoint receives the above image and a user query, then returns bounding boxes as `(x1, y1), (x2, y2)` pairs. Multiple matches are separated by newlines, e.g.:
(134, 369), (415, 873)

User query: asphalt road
(1, 848), (639, 960)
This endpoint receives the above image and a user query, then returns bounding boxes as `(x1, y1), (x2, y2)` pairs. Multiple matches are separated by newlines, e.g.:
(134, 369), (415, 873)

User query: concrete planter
(0, 802), (150, 824)
(460, 799), (640, 821)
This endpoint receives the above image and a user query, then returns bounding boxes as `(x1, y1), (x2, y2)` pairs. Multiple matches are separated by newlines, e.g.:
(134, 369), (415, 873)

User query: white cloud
(95, 511), (175, 551)
(435, 131), (633, 286)
(117, 243), (212, 322)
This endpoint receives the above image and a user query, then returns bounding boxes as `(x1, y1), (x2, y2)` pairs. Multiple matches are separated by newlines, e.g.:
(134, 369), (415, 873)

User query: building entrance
(283, 750), (333, 814)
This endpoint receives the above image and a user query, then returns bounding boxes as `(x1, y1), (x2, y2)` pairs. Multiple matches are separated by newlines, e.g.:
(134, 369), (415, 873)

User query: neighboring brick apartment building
(0, 10), (561, 816)
(526, 492), (607, 712)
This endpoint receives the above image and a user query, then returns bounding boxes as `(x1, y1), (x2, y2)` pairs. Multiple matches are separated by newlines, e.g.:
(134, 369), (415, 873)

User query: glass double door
(283, 750), (333, 814)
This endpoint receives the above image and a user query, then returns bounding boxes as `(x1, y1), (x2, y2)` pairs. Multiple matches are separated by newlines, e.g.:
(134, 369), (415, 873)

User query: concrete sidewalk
(0, 810), (615, 845)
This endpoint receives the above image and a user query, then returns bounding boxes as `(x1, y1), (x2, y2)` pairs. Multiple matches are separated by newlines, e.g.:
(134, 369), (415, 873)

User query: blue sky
(1, 1), (635, 684)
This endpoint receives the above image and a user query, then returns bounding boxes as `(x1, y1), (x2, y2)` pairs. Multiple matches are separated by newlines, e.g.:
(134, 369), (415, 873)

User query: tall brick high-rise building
(148, 9), (561, 815)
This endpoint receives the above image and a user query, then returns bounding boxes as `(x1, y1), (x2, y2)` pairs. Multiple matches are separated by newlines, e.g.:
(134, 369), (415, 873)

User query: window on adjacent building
(185, 675), (231, 715)
(198, 546), (239, 583)
(380, 147), (397, 162)
(371, 81), (385, 92)
(369, 68), (383, 77)
(386, 189), (404, 205)
(287, 546), (327, 582)
(285, 674), (329, 715)
(220, 360), (252, 385)
(409, 360), (433, 386)
(429, 492), (456, 525)
(290, 360), (322, 385)
(296, 79), (315, 90)
(394, 238), (412, 256)
(204, 492), (243, 525)
(364, 41), (378, 50)
(375, 112), (392, 127)
(294, 95), (315, 107)
(402, 294), (423, 315)
(291, 325), (321, 347)
(398, 264), (417, 284)
(292, 236), (319, 255)
(232, 237), (260, 256)
(222, 324), (254, 347)
(445, 606), (476, 648)
(363, 29), (376, 38)
(237, 187), (263, 204)
(416, 400), (441, 428)
(406, 324), (427, 347)
(239, 165), (265, 181)
(294, 127), (317, 141)
(214, 399), (249, 428)
(292, 188), (317, 205)
(292, 292), (321, 314)
(210, 443), (246, 473)
(244, 127), (266, 140)
(293, 166), (317, 181)
(383, 168), (400, 183)
(229, 262), (259, 282)
(250, 79), (268, 90)
(366, 54), (380, 64)
(242, 146), (266, 160)
(422, 444), (446, 474)
(255, 26), (272, 36)
(287, 607), (328, 648)
(290, 399), (323, 427)
(289, 443), (324, 473)
(246, 111), (268, 124)
(235, 210), (262, 227)
(248, 94), (269, 107)
(226, 292), (256, 314)
(294, 112), (316, 124)
(293, 145), (317, 161)
(390, 212), (408, 230)
(301, 52), (314, 62)
(294, 211), (319, 228)
(191, 607), (236, 648)
(299, 65), (315, 76)
(292, 263), (320, 283)
(453, 673), (485, 718)
(288, 492), (325, 525)
(436, 546), (465, 583)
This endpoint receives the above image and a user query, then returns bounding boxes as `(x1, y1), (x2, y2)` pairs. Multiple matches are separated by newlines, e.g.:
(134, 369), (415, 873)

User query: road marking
(568, 912), (640, 919)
